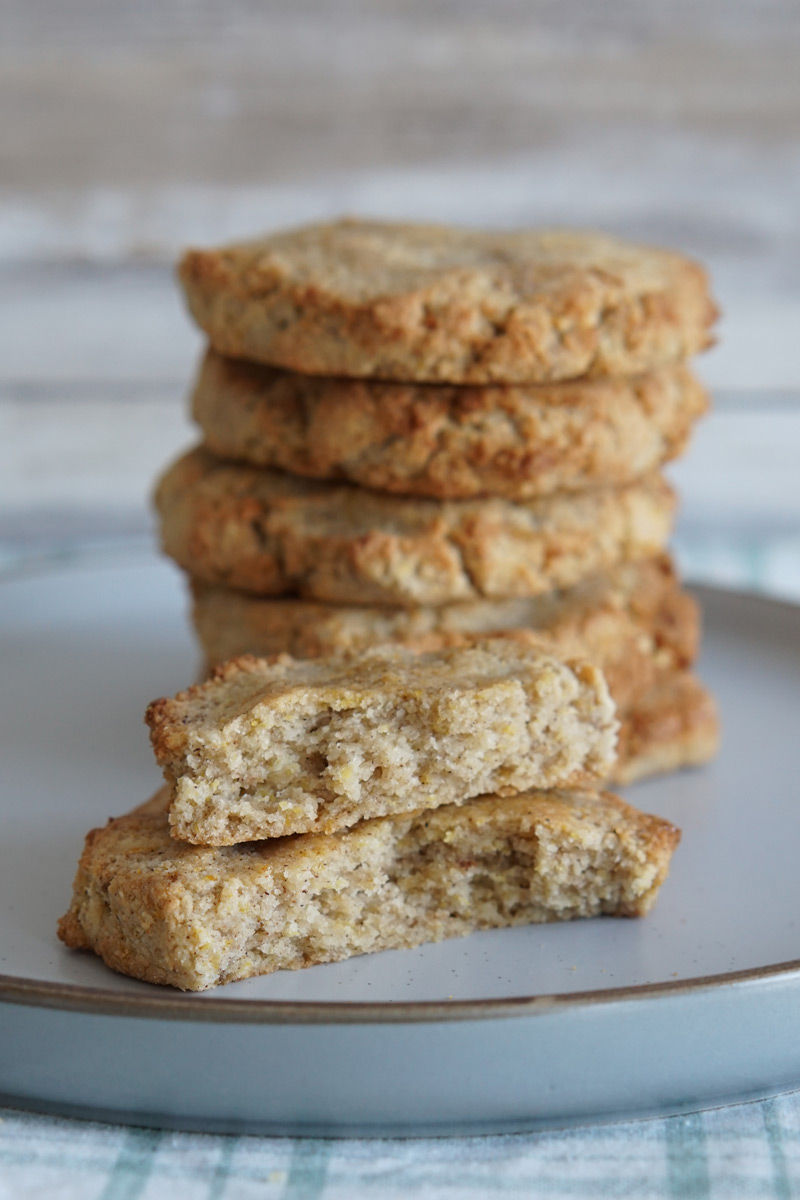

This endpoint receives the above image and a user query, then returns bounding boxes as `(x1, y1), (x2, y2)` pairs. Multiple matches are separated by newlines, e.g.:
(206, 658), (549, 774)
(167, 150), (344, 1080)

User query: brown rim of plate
(2, 959), (800, 1024)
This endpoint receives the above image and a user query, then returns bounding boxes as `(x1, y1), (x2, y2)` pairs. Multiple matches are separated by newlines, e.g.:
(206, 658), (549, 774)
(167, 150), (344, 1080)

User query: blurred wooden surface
(5, 1), (800, 191)
(2, 1), (800, 548)
(4, 1), (800, 265)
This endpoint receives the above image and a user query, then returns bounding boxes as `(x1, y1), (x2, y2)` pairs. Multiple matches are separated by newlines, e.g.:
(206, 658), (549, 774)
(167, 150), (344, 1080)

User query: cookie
(155, 447), (675, 606)
(178, 219), (716, 384)
(190, 555), (699, 714)
(58, 785), (680, 990)
(192, 351), (708, 500)
(612, 670), (719, 785)
(146, 637), (616, 845)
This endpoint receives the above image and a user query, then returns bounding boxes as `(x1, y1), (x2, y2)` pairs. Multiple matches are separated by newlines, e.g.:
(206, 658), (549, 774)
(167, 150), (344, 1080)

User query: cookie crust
(178, 219), (716, 384)
(192, 351), (708, 500)
(155, 447), (676, 606)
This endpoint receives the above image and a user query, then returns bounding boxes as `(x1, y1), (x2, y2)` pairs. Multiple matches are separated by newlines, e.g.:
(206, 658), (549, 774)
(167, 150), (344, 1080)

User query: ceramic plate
(1, 549), (799, 1134)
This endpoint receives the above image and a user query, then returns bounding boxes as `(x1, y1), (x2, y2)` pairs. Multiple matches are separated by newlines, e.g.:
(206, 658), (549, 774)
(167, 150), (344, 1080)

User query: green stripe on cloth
(98, 1128), (164, 1200)
(665, 1112), (710, 1198)
(282, 1139), (330, 1199)
(763, 1098), (792, 1200)
(206, 1135), (240, 1200)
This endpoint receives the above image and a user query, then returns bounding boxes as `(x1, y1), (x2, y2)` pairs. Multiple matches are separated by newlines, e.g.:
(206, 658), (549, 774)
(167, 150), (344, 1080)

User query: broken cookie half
(59, 784), (680, 992)
(146, 637), (618, 845)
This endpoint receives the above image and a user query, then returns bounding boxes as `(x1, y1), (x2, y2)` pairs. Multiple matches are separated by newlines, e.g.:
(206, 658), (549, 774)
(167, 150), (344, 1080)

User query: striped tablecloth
(1, 1093), (798, 1198)
(1, 534), (799, 1200)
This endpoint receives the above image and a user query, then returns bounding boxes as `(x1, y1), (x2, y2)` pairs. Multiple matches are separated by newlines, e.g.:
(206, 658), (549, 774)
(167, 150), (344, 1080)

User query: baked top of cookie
(155, 447), (676, 606)
(58, 785), (680, 990)
(192, 351), (708, 500)
(146, 636), (617, 844)
(178, 219), (717, 384)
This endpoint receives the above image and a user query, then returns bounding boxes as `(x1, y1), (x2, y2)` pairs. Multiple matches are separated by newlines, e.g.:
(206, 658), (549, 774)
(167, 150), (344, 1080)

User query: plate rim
(3, 547), (799, 1027)
(4, 958), (800, 1024)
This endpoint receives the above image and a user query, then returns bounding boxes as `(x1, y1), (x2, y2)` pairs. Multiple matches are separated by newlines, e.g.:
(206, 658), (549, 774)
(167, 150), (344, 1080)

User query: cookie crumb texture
(178, 219), (716, 384)
(192, 352), (708, 500)
(58, 787), (680, 991)
(155, 447), (676, 605)
(146, 638), (617, 844)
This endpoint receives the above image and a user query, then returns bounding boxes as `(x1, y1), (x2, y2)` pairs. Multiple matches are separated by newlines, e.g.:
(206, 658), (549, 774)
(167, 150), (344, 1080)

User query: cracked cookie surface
(178, 219), (716, 384)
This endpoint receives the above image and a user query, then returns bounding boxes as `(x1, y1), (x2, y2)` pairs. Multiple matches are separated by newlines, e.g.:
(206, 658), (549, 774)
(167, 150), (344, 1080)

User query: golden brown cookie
(155, 447), (676, 606)
(59, 785), (680, 990)
(192, 351), (708, 500)
(178, 219), (716, 384)
(146, 637), (617, 845)
(612, 671), (719, 785)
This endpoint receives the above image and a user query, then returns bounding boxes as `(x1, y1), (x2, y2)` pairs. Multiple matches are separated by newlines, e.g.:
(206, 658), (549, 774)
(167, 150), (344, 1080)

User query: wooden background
(2, 1), (800, 567)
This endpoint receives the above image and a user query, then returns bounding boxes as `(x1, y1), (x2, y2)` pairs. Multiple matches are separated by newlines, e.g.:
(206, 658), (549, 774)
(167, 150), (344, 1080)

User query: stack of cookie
(156, 219), (719, 785)
(60, 636), (681, 990)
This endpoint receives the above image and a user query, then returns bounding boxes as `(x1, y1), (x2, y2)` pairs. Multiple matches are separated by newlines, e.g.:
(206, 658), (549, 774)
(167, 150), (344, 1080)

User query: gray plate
(1, 550), (799, 1135)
